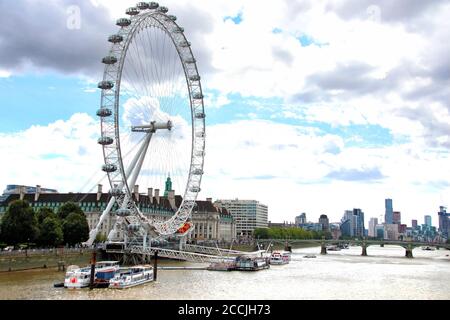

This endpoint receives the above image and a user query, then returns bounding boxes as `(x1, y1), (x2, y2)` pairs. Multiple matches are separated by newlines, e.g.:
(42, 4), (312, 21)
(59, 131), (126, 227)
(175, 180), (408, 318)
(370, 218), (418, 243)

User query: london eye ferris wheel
(86, 2), (206, 247)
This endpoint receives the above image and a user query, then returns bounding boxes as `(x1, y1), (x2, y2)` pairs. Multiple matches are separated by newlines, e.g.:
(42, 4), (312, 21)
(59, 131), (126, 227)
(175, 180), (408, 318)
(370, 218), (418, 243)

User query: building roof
(0, 193), (231, 216)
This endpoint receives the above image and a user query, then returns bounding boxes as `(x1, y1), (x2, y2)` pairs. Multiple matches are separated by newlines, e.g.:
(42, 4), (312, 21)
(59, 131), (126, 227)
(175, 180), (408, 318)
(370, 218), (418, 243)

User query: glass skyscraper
(385, 199), (393, 224)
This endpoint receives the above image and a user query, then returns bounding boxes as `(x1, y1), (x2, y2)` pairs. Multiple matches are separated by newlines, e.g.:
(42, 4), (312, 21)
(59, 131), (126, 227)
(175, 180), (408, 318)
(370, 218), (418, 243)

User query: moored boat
(235, 256), (270, 271)
(270, 251), (291, 265)
(109, 265), (154, 289)
(64, 261), (119, 289)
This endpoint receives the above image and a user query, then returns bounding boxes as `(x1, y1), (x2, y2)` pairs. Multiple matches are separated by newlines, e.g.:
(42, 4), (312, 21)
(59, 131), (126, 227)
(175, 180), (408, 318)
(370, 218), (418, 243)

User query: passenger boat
(235, 256), (270, 271)
(422, 246), (435, 251)
(109, 265), (154, 289)
(269, 251), (291, 265)
(326, 245), (341, 251)
(64, 261), (119, 289)
(207, 261), (236, 271)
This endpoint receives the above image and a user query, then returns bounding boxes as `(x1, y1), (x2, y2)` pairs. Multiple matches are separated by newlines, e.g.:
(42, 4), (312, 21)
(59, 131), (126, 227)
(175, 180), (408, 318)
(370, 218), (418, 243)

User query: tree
(39, 217), (63, 247)
(254, 228), (269, 239)
(0, 200), (38, 246)
(57, 202), (84, 220)
(62, 212), (89, 246)
(95, 233), (108, 244)
(35, 207), (57, 225)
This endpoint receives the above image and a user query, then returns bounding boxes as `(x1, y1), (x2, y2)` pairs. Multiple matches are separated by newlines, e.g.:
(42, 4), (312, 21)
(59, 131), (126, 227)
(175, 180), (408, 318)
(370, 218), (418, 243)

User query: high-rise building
(384, 224), (400, 240)
(295, 213), (307, 226)
(353, 209), (365, 237)
(319, 215), (330, 232)
(340, 209), (365, 238)
(438, 206), (450, 238)
(393, 211), (401, 225)
(425, 215), (432, 227)
(215, 199), (268, 237)
(385, 199), (393, 224)
(369, 218), (378, 237)
(375, 224), (385, 239)
(412, 220), (418, 228)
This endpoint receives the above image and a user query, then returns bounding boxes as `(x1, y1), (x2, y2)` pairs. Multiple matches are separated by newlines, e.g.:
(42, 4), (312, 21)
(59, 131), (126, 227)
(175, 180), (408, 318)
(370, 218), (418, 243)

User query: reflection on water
(0, 246), (449, 300)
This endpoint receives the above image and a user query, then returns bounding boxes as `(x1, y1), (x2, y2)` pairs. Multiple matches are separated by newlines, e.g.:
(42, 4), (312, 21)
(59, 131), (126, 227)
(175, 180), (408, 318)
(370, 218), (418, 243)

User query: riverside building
(214, 199), (268, 237)
(0, 181), (236, 242)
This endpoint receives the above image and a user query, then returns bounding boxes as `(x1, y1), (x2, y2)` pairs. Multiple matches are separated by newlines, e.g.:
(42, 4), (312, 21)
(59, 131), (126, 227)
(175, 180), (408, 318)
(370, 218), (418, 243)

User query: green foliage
(35, 207), (56, 225)
(62, 212), (89, 246)
(0, 200), (38, 246)
(57, 202), (84, 220)
(39, 217), (64, 247)
(95, 233), (108, 244)
(254, 227), (327, 240)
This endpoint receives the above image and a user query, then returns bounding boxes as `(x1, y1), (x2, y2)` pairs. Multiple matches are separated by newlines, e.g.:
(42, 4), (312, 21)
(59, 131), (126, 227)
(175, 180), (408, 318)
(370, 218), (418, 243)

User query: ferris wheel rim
(98, 5), (206, 238)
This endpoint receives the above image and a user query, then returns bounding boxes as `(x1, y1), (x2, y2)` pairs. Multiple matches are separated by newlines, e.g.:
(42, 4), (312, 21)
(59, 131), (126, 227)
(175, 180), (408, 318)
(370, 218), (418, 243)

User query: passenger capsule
(184, 57), (196, 64)
(116, 18), (132, 27)
(179, 41), (191, 48)
(190, 187), (201, 193)
(98, 81), (114, 90)
(102, 56), (118, 65)
(126, 7), (140, 16)
(173, 27), (184, 33)
(98, 137), (114, 146)
(196, 132), (205, 138)
(166, 15), (177, 21)
(137, 2), (149, 10)
(148, 2), (159, 9)
(116, 209), (132, 217)
(96, 108), (113, 117)
(193, 93), (203, 99)
(108, 34), (124, 43)
(189, 75), (201, 81)
(102, 164), (118, 173)
(192, 169), (204, 175)
(195, 112), (206, 119)
(195, 151), (205, 157)
(110, 188), (124, 196)
(156, 6), (168, 13)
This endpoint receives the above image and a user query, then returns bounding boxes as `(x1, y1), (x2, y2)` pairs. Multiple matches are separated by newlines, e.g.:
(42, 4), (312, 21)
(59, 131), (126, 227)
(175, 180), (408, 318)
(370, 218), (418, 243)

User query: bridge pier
(405, 248), (413, 258)
(361, 245), (368, 256)
(380, 243), (384, 248)
(320, 243), (327, 255)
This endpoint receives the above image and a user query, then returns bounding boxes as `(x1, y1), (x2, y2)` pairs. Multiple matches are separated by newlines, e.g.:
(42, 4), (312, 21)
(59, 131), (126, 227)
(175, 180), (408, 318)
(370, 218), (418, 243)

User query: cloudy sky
(1, 0), (449, 228)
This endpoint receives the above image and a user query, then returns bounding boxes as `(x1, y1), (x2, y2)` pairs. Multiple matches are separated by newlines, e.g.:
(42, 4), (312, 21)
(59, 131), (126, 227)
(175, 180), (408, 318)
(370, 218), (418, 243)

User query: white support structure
(85, 131), (153, 246)
(128, 246), (236, 263)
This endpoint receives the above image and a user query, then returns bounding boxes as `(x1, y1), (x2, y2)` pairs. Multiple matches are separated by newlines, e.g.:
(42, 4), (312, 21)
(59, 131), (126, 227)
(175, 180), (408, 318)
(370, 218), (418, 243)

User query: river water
(0, 245), (449, 300)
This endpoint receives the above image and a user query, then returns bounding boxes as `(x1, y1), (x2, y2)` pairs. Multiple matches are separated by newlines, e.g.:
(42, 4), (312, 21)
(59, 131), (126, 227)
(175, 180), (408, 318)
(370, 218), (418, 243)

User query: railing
(183, 244), (260, 256)
(0, 247), (87, 257)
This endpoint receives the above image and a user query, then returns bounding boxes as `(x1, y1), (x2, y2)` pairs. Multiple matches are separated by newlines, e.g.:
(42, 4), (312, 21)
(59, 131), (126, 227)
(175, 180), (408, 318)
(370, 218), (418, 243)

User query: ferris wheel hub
(131, 120), (173, 133)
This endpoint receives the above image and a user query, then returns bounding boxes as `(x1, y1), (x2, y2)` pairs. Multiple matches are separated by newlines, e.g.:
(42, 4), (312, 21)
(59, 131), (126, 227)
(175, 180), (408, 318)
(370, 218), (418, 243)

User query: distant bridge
(257, 239), (450, 258)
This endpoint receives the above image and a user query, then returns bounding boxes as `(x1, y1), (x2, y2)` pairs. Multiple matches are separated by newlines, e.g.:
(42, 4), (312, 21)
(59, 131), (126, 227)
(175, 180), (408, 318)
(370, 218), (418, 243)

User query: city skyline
(1, 0), (450, 227)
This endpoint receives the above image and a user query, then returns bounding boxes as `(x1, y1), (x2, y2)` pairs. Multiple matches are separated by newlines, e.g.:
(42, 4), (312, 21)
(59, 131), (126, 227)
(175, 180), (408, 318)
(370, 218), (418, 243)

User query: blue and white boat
(109, 265), (154, 289)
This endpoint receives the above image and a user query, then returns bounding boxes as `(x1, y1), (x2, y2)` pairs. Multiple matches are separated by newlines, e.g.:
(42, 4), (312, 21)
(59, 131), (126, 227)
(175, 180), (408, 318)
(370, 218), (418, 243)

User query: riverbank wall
(0, 248), (91, 273)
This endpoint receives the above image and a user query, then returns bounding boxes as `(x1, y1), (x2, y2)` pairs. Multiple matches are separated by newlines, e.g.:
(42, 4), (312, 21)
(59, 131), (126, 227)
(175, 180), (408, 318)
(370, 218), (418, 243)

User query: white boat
(109, 265), (154, 289)
(64, 261), (119, 289)
(270, 251), (291, 265)
(422, 246), (435, 251)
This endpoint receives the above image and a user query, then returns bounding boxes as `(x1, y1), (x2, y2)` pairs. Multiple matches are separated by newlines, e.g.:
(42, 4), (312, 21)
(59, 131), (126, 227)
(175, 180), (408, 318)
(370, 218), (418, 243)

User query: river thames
(0, 245), (449, 300)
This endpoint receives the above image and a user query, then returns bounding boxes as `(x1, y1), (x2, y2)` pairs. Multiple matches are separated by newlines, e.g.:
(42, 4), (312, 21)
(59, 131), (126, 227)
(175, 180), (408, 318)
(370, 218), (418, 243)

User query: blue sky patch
(0, 74), (98, 133)
(224, 12), (243, 24)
